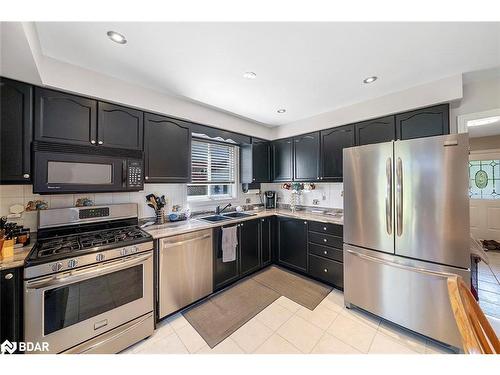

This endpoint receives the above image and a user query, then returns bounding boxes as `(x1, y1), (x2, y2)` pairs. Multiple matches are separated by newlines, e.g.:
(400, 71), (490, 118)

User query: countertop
(144, 208), (344, 239)
(0, 242), (34, 271)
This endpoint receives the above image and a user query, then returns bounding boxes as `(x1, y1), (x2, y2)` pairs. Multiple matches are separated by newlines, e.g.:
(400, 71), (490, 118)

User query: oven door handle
(26, 252), (153, 290)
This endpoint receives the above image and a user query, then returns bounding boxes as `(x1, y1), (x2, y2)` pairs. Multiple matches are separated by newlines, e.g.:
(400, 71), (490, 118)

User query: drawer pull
(4, 273), (13, 280)
(323, 238), (327, 243)
(323, 227), (327, 231)
(324, 268), (328, 273)
(323, 250), (328, 255)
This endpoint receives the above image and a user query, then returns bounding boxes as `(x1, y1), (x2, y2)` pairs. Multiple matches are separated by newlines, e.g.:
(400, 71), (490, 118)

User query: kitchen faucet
(215, 203), (232, 215)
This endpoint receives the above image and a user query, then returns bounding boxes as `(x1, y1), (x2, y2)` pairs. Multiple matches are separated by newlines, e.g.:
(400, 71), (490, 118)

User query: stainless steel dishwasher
(158, 229), (213, 319)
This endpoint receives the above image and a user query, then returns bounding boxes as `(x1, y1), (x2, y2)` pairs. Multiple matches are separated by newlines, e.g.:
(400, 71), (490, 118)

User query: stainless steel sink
(222, 212), (256, 218)
(198, 215), (231, 223)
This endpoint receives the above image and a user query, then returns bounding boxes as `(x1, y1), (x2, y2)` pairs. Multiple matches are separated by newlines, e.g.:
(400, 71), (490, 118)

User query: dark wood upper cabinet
(0, 78), (33, 184)
(293, 132), (320, 182)
(34, 87), (97, 146)
(97, 102), (143, 150)
(320, 124), (355, 182)
(396, 104), (449, 140)
(143, 112), (191, 183)
(355, 115), (395, 146)
(278, 217), (308, 272)
(239, 219), (261, 277)
(241, 138), (270, 183)
(272, 138), (293, 182)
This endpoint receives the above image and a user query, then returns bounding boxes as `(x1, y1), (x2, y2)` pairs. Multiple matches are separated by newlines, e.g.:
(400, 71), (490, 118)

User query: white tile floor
(122, 290), (458, 354)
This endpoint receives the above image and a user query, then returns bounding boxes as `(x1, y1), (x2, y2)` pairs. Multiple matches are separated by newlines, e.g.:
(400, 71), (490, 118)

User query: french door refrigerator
(343, 133), (470, 350)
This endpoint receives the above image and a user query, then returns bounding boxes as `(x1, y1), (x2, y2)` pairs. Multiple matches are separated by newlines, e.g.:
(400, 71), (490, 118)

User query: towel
(222, 226), (238, 262)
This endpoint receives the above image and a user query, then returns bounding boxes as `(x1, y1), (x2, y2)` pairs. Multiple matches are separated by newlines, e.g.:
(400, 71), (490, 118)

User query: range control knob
(67, 259), (78, 268)
(121, 248), (129, 256)
(52, 262), (63, 272)
(96, 254), (105, 262)
(131, 246), (139, 253)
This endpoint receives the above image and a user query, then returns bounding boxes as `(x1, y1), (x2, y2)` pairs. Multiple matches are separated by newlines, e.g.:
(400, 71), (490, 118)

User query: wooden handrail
(447, 275), (500, 354)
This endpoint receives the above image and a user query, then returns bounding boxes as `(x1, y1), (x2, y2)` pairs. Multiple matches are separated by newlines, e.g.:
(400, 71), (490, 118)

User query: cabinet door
(0, 78), (32, 184)
(278, 217), (308, 272)
(34, 87), (97, 146)
(293, 132), (320, 181)
(0, 268), (23, 350)
(97, 102), (143, 150)
(252, 140), (270, 182)
(355, 115), (395, 146)
(272, 138), (293, 182)
(213, 225), (240, 290)
(396, 104), (449, 140)
(320, 125), (355, 182)
(144, 113), (191, 183)
(260, 217), (273, 266)
(239, 219), (261, 276)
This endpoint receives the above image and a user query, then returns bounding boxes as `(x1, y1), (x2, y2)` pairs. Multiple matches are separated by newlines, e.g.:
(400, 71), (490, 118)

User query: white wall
(270, 75), (463, 139)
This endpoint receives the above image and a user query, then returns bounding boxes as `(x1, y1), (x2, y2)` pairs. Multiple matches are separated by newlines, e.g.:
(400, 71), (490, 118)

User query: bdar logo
(1, 340), (17, 354)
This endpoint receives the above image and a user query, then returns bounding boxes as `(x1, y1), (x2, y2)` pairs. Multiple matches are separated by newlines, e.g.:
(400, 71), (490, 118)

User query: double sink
(198, 211), (256, 223)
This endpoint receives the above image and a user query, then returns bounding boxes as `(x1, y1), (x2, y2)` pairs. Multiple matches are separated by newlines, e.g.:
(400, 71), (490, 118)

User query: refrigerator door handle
(396, 157), (403, 236)
(385, 157), (393, 235)
(345, 249), (457, 279)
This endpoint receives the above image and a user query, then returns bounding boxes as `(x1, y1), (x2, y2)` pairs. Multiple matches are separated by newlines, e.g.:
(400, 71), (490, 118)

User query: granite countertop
(0, 242), (35, 271)
(144, 208), (344, 239)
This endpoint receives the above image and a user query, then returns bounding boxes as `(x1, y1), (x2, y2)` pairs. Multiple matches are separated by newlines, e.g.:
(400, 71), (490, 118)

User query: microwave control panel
(127, 160), (143, 189)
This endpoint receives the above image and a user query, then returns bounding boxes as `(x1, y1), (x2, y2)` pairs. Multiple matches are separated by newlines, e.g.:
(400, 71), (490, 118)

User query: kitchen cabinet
(293, 132), (321, 181)
(0, 267), (23, 351)
(143, 112), (191, 183)
(355, 115), (395, 146)
(277, 217), (308, 272)
(0, 78), (32, 184)
(260, 217), (274, 266)
(213, 224), (240, 290)
(271, 138), (293, 182)
(307, 221), (344, 290)
(97, 102), (143, 150)
(34, 87), (97, 147)
(241, 138), (270, 183)
(320, 124), (355, 182)
(239, 219), (261, 276)
(396, 104), (449, 140)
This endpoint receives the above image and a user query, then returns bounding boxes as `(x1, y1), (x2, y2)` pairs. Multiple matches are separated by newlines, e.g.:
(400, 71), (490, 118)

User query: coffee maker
(264, 191), (277, 209)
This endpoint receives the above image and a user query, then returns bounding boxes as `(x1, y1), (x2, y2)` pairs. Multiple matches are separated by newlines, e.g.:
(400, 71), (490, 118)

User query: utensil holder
(155, 208), (165, 224)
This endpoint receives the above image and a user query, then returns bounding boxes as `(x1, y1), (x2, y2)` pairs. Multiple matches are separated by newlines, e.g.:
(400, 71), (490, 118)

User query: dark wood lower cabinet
(239, 219), (260, 276)
(260, 217), (274, 266)
(277, 217), (308, 272)
(213, 224), (240, 290)
(0, 267), (23, 351)
(308, 254), (344, 289)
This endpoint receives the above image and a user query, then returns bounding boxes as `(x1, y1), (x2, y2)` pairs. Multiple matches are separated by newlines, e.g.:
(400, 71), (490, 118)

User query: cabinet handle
(241, 223), (244, 226)
(23, 173), (30, 179)
(317, 176), (320, 180)
(320, 177), (323, 180)
(303, 221), (307, 224)
(261, 219), (264, 222)
(324, 250), (328, 255)
(90, 140), (96, 144)
(323, 268), (328, 273)
(145, 176), (149, 180)
(98, 141), (104, 145)
(323, 238), (327, 243)
(323, 227), (327, 231)
(4, 273), (13, 280)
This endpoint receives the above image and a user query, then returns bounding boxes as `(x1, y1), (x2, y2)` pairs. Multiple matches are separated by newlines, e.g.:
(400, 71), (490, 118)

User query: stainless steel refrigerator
(343, 133), (470, 350)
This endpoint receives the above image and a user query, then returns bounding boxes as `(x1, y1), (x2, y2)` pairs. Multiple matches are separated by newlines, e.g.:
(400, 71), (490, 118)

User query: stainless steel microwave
(33, 141), (144, 194)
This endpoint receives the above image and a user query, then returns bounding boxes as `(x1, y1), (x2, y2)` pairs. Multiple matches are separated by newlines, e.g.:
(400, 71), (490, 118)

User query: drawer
(308, 254), (343, 289)
(308, 221), (343, 237)
(309, 243), (343, 262)
(308, 232), (343, 249)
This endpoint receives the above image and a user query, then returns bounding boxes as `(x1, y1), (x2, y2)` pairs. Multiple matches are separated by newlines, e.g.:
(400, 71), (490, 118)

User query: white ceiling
(34, 22), (500, 126)
(468, 119), (500, 138)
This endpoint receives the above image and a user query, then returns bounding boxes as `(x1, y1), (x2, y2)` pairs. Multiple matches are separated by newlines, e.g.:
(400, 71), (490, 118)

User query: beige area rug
(183, 266), (332, 348)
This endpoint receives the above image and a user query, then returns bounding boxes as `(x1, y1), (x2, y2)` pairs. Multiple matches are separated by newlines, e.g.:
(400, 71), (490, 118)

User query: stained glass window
(469, 160), (500, 199)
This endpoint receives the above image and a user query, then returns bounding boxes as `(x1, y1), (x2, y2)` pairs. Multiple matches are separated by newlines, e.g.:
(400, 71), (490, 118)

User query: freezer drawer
(344, 244), (469, 349)
(159, 229), (213, 319)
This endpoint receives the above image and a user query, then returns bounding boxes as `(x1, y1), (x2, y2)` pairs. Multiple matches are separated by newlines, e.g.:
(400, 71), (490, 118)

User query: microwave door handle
(25, 252), (152, 290)
(122, 160), (128, 188)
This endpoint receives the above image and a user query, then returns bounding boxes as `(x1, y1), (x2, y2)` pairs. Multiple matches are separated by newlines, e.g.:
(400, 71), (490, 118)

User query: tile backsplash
(0, 182), (342, 231)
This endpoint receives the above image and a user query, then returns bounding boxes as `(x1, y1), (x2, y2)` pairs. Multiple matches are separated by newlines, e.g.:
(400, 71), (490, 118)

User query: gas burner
(37, 237), (81, 258)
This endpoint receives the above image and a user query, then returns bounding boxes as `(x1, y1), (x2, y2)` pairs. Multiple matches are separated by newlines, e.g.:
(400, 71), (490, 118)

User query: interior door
(394, 134), (470, 268)
(343, 141), (395, 254)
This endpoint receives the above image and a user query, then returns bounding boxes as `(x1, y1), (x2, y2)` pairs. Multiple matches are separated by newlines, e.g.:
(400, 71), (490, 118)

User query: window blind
(191, 139), (236, 185)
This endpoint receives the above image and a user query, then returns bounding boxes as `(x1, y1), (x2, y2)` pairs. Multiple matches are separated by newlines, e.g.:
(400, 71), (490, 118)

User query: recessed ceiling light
(363, 76), (378, 84)
(467, 116), (500, 127)
(107, 31), (127, 44)
(243, 71), (257, 79)
(277, 109), (286, 114)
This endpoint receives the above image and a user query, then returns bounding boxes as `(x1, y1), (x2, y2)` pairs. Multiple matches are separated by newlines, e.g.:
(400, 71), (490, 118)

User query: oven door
(33, 151), (129, 194)
(24, 251), (153, 353)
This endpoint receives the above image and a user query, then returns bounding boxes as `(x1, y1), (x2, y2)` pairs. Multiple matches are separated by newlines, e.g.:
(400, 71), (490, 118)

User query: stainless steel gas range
(24, 203), (154, 354)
